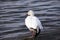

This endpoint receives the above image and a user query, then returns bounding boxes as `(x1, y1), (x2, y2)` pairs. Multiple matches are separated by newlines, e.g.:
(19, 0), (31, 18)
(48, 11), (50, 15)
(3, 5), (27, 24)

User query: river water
(0, 0), (60, 40)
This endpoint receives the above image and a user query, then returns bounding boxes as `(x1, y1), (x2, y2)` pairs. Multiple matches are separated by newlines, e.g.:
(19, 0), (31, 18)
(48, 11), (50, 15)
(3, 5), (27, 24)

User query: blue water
(0, 0), (60, 40)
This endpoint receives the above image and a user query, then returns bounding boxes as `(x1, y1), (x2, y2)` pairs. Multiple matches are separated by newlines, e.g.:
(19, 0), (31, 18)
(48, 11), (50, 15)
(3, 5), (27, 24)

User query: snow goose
(25, 10), (43, 38)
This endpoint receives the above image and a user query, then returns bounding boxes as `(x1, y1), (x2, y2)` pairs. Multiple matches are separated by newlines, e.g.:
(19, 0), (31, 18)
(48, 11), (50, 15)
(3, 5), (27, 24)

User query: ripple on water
(0, 0), (60, 40)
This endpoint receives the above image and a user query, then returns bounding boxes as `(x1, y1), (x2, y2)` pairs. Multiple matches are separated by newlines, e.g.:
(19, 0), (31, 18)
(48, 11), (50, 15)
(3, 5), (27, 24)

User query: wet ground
(0, 0), (60, 40)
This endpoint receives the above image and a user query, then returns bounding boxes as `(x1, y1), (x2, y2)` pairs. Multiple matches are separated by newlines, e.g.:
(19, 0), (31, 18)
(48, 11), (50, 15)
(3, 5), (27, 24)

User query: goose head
(27, 10), (34, 16)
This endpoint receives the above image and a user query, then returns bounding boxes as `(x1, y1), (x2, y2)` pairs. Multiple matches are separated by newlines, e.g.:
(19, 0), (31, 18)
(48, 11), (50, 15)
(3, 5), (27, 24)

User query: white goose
(25, 10), (43, 38)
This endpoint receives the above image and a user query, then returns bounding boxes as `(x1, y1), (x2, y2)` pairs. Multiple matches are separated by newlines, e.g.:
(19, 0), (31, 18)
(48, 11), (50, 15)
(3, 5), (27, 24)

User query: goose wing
(35, 17), (43, 30)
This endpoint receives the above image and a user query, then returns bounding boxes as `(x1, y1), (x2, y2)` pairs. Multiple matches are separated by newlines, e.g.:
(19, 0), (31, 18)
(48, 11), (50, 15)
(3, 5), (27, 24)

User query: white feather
(25, 10), (43, 32)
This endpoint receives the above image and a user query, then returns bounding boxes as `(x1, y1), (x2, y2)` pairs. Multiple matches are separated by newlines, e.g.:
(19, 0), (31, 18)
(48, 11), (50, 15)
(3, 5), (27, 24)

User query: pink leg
(30, 30), (36, 38)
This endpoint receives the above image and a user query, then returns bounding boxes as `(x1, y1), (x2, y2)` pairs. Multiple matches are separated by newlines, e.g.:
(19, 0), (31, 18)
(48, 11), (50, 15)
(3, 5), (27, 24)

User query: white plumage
(25, 10), (43, 37)
(25, 10), (43, 36)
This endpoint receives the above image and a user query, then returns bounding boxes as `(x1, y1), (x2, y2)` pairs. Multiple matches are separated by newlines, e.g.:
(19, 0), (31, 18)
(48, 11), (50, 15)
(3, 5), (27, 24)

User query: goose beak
(26, 14), (28, 16)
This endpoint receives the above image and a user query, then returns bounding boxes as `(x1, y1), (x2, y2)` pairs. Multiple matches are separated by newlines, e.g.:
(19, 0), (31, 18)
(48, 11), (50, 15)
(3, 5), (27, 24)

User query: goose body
(25, 10), (43, 37)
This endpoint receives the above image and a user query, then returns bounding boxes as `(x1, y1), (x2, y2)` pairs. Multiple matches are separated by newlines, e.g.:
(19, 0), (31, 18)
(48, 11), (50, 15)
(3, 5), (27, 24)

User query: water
(0, 0), (60, 40)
